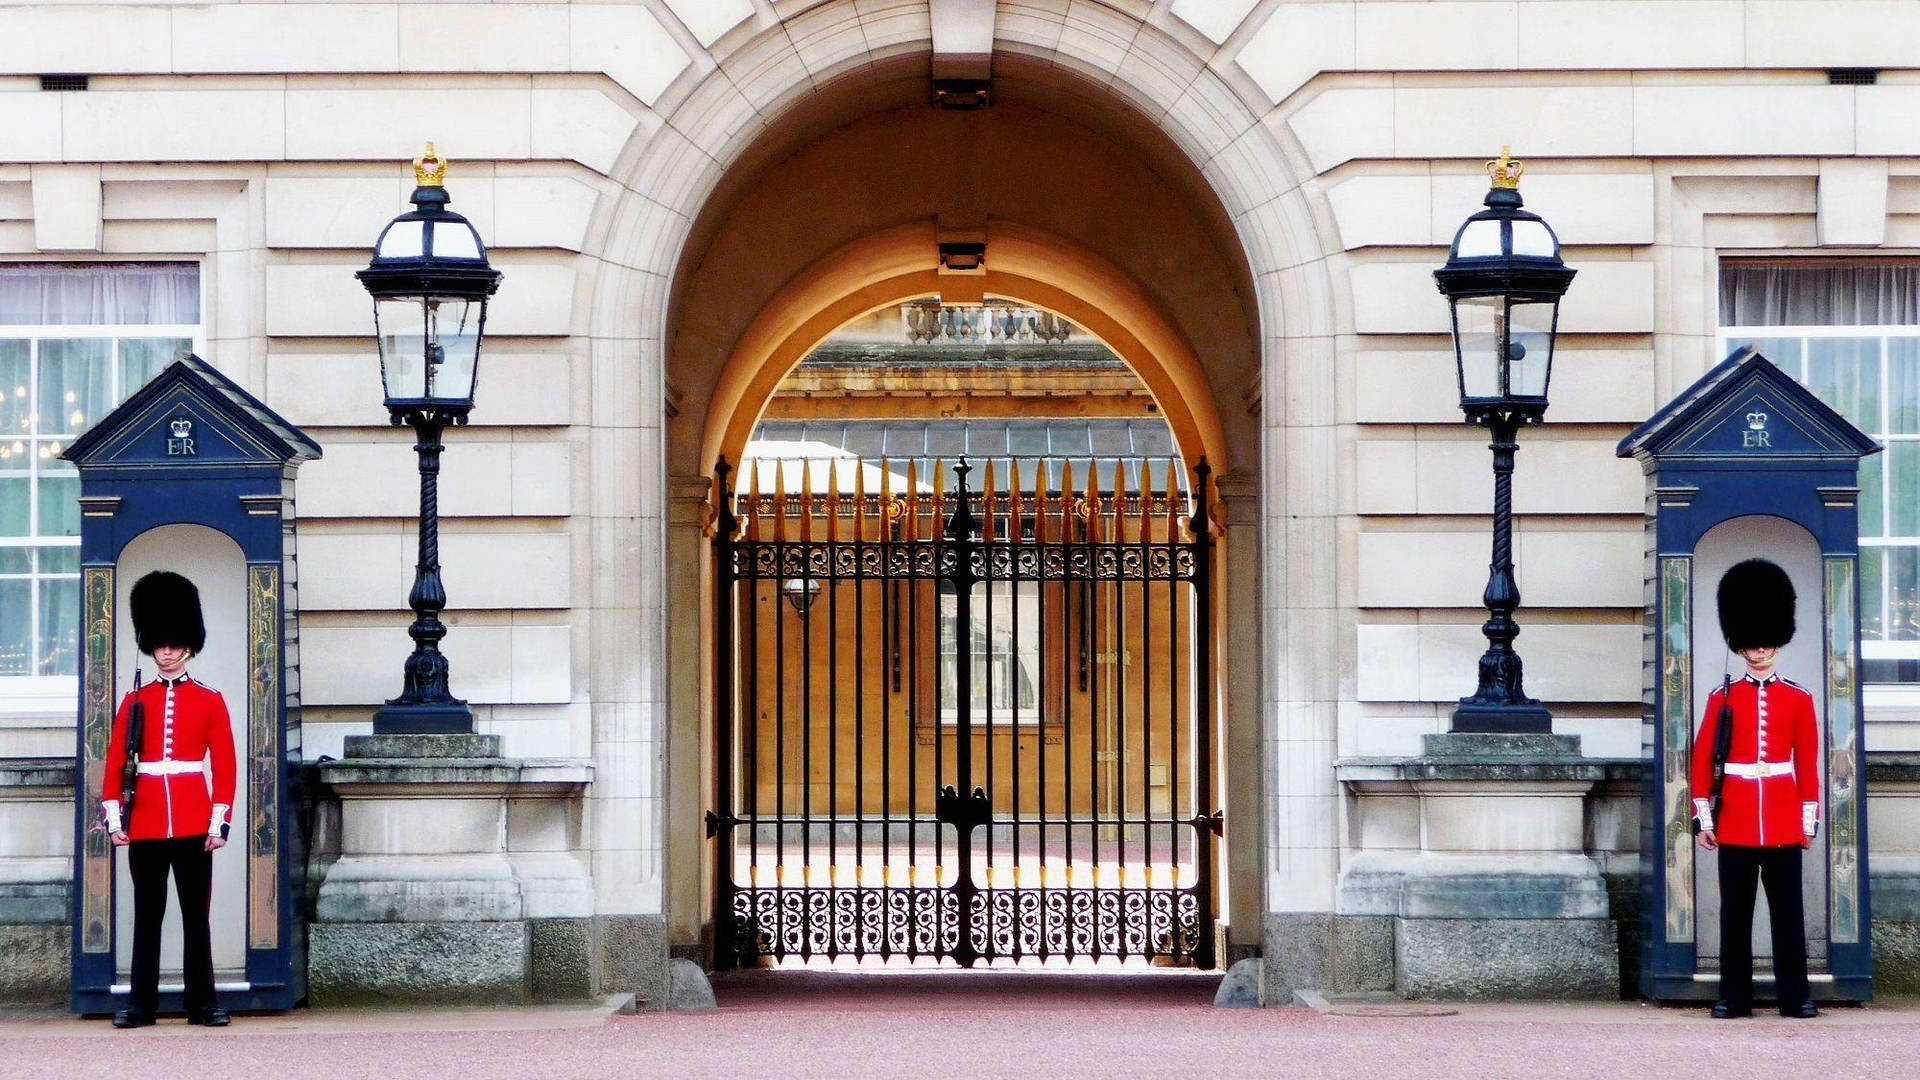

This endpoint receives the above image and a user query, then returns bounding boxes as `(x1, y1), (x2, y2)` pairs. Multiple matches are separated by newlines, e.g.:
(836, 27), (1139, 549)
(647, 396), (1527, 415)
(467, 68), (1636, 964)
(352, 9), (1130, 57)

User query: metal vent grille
(1827, 69), (1879, 85)
(40, 74), (89, 91)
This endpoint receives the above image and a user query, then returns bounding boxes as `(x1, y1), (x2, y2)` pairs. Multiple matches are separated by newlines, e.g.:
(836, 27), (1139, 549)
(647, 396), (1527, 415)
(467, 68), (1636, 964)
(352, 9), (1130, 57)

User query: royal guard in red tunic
(1692, 558), (1821, 1020)
(100, 571), (236, 1029)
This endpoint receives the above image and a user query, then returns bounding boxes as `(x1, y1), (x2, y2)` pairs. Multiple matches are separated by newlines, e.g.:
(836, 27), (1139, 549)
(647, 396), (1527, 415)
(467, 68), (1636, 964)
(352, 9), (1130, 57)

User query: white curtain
(1720, 263), (1920, 326)
(0, 263), (199, 326)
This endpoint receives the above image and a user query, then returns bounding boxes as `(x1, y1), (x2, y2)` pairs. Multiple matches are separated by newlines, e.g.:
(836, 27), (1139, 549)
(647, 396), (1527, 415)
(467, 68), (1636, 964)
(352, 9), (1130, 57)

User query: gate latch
(935, 785), (991, 830)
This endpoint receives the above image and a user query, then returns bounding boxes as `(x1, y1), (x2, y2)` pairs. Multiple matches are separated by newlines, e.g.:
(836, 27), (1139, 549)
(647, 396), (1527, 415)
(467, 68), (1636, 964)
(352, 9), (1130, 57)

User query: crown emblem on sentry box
(170, 418), (193, 439)
(1746, 411), (1768, 430)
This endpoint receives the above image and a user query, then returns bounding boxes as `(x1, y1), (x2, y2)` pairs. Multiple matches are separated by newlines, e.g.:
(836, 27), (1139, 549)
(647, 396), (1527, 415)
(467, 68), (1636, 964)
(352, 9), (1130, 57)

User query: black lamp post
(1433, 149), (1576, 734)
(357, 144), (503, 734)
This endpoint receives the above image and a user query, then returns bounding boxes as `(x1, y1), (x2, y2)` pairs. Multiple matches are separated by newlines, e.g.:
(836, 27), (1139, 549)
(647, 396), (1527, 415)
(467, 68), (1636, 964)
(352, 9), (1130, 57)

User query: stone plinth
(310, 734), (592, 1005)
(0, 759), (74, 1003)
(1336, 733), (1617, 1000)
(1868, 754), (1920, 995)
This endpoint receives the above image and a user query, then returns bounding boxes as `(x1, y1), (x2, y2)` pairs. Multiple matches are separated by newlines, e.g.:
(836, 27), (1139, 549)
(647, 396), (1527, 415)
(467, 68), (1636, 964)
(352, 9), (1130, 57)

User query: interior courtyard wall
(1, 0), (1918, 999)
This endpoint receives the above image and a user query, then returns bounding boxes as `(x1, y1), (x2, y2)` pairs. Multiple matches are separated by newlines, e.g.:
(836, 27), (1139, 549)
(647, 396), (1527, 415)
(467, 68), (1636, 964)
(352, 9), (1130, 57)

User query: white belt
(135, 760), (206, 776)
(1724, 760), (1792, 780)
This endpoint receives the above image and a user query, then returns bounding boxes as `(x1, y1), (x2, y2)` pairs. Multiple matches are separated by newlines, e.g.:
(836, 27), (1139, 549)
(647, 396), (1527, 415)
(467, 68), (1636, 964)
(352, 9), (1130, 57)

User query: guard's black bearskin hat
(1718, 558), (1795, 652)
(130, 571), (205, 655)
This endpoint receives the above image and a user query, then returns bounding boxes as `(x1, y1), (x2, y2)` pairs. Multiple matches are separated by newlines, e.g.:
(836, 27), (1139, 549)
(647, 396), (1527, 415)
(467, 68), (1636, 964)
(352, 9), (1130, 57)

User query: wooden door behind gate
(709, 455), (1221, 967)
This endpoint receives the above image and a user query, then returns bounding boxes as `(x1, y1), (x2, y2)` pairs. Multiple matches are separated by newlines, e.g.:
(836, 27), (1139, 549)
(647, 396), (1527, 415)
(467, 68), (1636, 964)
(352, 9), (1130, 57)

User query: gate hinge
(1198, 810), (1224, 836)
(704, 810), (735, 839)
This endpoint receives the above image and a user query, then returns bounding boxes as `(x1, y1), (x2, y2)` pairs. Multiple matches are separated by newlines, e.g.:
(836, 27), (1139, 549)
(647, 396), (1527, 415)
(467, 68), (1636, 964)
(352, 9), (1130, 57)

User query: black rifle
(1694, 673), (1736, 834)
(117, 668), (145, 829)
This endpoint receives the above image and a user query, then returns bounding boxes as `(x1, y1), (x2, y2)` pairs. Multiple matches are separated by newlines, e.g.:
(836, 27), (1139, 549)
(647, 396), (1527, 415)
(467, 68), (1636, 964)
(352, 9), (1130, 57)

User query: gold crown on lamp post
(1487, 146), (1524, 190)
(414, 142), (448, 188)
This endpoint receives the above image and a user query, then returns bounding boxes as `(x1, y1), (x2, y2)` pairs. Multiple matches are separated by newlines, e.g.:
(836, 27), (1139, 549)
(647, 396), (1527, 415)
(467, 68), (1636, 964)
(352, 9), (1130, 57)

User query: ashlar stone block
(30, 164), (101, 252)
(1170, 0), (1260, 44)
(173, 6), (401, 73)
(1356, 2), (1517, 72)
(310, 921), (529, 1005)
(1238, 4), (1354, 106)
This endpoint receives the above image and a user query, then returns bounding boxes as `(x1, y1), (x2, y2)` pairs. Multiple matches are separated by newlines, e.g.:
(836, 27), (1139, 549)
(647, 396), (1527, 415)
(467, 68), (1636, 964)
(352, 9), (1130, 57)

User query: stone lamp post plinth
(1335, 732), (1617, 999)
(309, 734), (594, 1004)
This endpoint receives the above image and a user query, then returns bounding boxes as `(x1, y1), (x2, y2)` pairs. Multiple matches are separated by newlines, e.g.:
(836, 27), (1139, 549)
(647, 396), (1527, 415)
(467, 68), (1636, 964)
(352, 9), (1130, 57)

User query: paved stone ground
(4, 971), (1918, 1080)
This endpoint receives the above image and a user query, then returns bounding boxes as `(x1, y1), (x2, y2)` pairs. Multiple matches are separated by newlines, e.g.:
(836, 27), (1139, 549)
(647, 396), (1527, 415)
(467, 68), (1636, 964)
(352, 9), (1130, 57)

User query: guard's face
(152, 644), (192, 672)
(1738, 645), (1779, 669)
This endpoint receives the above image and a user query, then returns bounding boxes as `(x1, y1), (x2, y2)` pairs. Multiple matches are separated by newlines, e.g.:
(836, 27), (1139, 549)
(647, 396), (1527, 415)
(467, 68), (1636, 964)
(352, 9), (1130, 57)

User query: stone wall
(0, 761), (71, 1004)
(1, 0), (1919, 989)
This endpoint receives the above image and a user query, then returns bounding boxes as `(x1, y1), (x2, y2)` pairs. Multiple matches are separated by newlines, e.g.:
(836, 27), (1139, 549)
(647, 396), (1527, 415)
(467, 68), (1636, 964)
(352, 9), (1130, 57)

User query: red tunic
(1690, 674), (1820, 848)
(100, 673), (237, 841)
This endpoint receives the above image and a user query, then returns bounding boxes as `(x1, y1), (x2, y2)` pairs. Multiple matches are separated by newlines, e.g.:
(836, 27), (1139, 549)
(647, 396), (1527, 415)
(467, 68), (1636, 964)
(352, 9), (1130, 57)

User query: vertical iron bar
(826, 472), (841, 958)
(1166, 469), (1182, 920)
(798, 480), (815, 960)
(906, 501), (921, 962)
(948, 458), (980, 966)
(1009, 464), (1024, 958)
(982, 470), (995, 948)
(1192, 458), (1217, 970)
(1113, 470), (1130, 957)
(1139, 481), (1154, 953)
(1085, 481), (1104, 962)
(854, 475), (868, 956)
(882, 466), (898, 959)
(711, 460), (738, 967)
(772, 468), (789, 962)
(737, 478), (760, 957)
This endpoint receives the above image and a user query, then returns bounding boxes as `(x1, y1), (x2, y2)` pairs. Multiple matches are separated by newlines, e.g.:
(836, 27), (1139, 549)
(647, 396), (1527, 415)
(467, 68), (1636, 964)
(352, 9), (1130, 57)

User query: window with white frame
(1719, 261), (1920, 684)
(938, 580), (1043, 725)
(0, 264), (201, 684)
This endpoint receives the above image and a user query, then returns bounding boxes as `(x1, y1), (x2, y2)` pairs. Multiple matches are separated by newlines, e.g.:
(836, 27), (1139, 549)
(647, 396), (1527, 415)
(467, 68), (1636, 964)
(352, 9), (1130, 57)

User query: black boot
(1782, 1001), (1818, 1019)
(1710, 1000), (1751, 1019)
(187, 1007), (231, 1027)
(112, 1009), (155, 1029)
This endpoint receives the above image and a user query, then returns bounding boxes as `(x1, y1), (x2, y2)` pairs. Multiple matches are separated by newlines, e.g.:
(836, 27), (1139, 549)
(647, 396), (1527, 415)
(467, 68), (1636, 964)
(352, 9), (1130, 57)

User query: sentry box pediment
(1617, 346), (1879, 1004)
(62, 354), (321, 473)
(1619, 344), (1882, 468)
(61, 354), (320, 1016)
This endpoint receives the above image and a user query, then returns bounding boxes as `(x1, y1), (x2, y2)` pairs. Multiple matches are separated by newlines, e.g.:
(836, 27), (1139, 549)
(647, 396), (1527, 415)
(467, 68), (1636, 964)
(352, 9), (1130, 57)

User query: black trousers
(127, 835), (217, 1016)
(1718, 843), (1809, 1010)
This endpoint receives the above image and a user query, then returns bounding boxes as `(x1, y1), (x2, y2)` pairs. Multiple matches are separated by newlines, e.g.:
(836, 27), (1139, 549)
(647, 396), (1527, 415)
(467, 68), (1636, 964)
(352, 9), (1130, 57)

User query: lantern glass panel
(373, 296), (427, 402)
(1454, 218), (1503, 259)
(1451, 294), (1505, 400)
(375, 220), (426, 260)
(373, 296), (482, 405)
(1510, 218), (1557, 258)
(1505, 300), (1558, 397)
(432, 220), (483, 260)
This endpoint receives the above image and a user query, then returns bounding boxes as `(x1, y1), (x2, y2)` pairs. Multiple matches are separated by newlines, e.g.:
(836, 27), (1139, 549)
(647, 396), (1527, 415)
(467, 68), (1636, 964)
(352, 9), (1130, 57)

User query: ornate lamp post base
(372, 700), (474, 735)
(1451, 700), (1553, 734)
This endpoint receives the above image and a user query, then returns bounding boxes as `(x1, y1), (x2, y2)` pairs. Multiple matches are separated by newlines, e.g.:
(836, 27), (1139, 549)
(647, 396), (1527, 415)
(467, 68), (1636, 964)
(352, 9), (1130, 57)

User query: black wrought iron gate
(708, 455), (1221, 968)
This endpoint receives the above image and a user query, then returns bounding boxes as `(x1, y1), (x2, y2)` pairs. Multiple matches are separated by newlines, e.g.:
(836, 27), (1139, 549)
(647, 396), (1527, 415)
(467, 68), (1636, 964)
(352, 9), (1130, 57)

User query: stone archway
(568, 1), (1345, 990)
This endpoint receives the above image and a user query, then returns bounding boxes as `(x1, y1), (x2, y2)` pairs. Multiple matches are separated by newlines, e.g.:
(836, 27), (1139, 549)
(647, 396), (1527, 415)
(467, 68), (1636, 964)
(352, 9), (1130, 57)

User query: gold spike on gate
(1057, 459), (1075, 541)
(854, 453), (867, 540)
(921, 455), (936, 534)
(982, 458), (997, 542)
(905, 458), (920, 541)
(1137, 460), (1152, 543)
(1164, 459), (1182, 543)
(1009, 459), (1025, 543)
(825, 456), (841, 543)
(1083, 461), (1101, 542)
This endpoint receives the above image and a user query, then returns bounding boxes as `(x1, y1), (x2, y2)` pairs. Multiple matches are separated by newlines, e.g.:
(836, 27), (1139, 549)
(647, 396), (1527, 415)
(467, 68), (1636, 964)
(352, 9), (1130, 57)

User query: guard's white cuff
(1803, 802), (1819, 840)
(210, 804), (230, 836)
(102, 800), (122, 832)
(1693, 797), (1714, 833)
